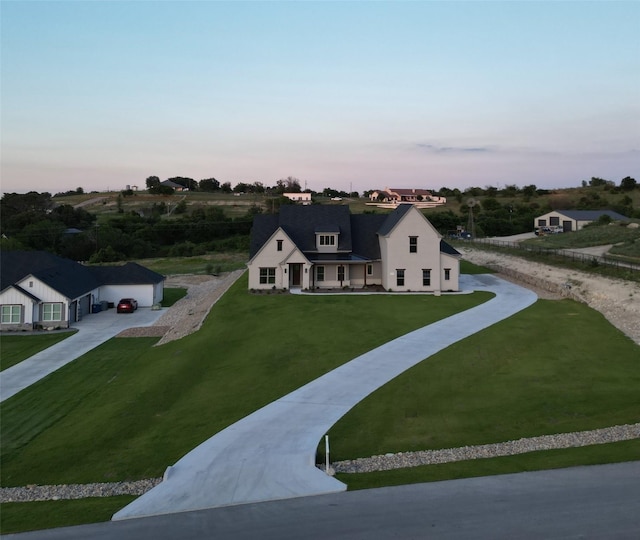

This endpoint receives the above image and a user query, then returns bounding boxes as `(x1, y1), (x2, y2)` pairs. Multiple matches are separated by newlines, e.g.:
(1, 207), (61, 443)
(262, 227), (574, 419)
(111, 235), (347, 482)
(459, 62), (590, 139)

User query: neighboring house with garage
(534, 210), (628, 232)
(247, 203), (461, 293)
(0, 251), (164, 331)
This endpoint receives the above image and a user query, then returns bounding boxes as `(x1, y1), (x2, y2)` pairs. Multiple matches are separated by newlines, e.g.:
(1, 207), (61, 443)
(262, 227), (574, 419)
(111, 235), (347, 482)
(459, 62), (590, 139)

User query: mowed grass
(325, 299), (640, 463)
(0, 496), (137, 535)
(336, 439), (640, 491)
(0, 332), (76, 372)
(1, 274), (490, 487)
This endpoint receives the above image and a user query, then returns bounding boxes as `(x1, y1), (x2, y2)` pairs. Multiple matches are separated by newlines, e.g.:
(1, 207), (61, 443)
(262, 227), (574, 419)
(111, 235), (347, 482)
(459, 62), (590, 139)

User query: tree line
(1, 175), (636, 263)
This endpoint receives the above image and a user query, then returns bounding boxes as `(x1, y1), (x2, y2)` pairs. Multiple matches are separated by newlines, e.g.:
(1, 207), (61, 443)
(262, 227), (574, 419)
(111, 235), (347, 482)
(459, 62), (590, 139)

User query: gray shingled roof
(377, 204), (413, 236)
(554, 210), (628, 221)
(89, 262), (164, 285)
(1, 251), (163, 299)
(1, 251), (101, 299)
(249, 204), (456, 262)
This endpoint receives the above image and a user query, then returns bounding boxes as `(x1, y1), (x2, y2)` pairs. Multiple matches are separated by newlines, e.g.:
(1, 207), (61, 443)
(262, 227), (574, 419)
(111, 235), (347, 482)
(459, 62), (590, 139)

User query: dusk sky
(2, 1), (639, 195)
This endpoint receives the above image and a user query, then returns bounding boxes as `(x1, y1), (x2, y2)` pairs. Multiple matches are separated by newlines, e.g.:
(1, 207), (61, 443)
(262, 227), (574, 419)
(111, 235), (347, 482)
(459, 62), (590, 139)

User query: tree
(220, 182), (232, 193)
(146, 176), (160, 190)
(275, 176), (302, 194)
(199, 178), (220, 192)
(620, 176), (637, 191)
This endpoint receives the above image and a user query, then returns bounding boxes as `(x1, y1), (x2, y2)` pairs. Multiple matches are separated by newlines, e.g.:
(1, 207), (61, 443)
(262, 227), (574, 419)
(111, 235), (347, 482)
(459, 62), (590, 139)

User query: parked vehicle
(117, 298), (138, 313)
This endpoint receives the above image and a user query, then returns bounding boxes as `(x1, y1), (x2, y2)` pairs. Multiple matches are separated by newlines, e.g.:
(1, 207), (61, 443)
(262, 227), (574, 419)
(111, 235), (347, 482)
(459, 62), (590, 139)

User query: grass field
(1, 275), (489, 487)
(0, 331), (76, 372)
(2, 267), (639, 533)
(325, 299), (640, 461)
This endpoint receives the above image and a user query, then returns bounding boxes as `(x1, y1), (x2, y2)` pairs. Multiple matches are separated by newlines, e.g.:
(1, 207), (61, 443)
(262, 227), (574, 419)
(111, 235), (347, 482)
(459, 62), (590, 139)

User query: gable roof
(89, 262), (164, 285)
(1, 251), (164, 299)
(250, 204), (455, 261)
(377, 203), (414, 236)
(552, 210), (628, 221)
(1, 251), (101, 299)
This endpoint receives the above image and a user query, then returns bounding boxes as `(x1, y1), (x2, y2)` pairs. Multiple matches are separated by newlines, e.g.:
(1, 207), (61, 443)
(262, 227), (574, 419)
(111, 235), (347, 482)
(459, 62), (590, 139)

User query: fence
(469, 238), (640, 277)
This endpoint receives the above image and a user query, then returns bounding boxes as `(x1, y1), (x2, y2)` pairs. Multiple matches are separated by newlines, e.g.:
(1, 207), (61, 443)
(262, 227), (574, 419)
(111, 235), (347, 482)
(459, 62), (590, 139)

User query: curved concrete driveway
(114, 274), (537, 520)
(0, 308), (165, 403)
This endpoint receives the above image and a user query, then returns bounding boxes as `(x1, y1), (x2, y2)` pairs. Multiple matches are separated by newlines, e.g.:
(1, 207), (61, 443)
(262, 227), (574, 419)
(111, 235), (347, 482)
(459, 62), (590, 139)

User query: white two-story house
(247, 204), (461, 293)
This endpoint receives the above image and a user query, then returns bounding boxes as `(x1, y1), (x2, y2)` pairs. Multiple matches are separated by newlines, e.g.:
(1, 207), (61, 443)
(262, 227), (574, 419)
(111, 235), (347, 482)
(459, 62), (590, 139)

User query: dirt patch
(463, 247), (640, 346)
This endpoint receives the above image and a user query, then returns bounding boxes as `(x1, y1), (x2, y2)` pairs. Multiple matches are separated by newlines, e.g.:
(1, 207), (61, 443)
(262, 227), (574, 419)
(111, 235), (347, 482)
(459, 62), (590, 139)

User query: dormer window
(319, 235), (335, 246)
(315, 225), (340, 251)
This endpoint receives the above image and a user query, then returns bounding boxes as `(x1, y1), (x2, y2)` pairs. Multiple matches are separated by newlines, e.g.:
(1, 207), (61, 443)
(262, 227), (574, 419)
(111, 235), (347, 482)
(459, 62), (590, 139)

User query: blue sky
(2, 0), (639, 194)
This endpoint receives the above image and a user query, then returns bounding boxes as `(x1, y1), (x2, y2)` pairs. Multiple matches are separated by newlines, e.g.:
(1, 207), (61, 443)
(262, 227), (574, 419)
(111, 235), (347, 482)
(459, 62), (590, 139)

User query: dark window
(396, 269), (405, 287)
(317, 266), (325, 281)
(319, 235), (336, 246)
(259, 267), (276, 284)
(444, 268), (451, 281)
(409, 236), (418, 253)
(337, 265), (345, 282)
(367, 264), (373, 275)
(276, 239), (283, 251)
(422, 269), (431, 286)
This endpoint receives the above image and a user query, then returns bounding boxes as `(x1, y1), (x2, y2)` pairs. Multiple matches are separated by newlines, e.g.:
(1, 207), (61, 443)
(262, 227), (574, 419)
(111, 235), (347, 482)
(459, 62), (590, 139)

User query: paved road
(114, 274), (537, 520)
(0, 308), (165, 403)
(8, 462), (640, 540)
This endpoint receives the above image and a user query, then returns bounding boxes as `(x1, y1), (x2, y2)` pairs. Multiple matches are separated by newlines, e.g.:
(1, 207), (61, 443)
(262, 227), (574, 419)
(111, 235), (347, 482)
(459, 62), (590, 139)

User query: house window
(409, 236), (418, 253)
(396, 269), (405, 287)
(538, 219), (547, 227)
(422, 269), (431, 286)
(316, 266), (325, 282)
(367, 264), (373, 276)
(444, 268), (451, 281)
(1, 305), (21, 324)
(319, 235), (336, 246)
(259, 267), (276, 285)
(337, 265), (345, 282)
(276, 240), (283, 251)
(42, 303), (62, 322)
(550, 216), (560, 226)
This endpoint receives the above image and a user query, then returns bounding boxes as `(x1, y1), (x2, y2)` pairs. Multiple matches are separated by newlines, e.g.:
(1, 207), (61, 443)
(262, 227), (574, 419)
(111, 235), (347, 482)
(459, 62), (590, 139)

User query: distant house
(534, 210), (628, 232)
(0, 251), (164, 331)
(283, 192), (312, 205)
(160, 180), (188, 191)
(247, 204), (461, 292)
(368, 187), (446, 208)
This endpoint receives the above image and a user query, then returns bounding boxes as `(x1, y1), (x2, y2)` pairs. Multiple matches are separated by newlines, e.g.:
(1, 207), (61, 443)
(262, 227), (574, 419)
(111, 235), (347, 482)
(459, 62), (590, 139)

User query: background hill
(1, 178), (639, 265)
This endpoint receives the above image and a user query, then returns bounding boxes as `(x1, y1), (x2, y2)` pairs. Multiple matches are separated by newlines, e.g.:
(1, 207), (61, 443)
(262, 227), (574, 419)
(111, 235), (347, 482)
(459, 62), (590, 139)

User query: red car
(117, 298), (138, 313)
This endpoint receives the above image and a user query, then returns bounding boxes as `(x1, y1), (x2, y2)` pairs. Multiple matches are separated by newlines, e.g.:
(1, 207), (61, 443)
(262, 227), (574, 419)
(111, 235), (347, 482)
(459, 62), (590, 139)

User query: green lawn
(324, 299), (640, 464)
(1, 274), (489, 487)
(336, 439), (640, 491)
(0, 496), (137, 535)
(0, 331), (76, 372)
(134, 253), (248, 275)
(2, 270), (639, 534)
(161, 287), (187, 307)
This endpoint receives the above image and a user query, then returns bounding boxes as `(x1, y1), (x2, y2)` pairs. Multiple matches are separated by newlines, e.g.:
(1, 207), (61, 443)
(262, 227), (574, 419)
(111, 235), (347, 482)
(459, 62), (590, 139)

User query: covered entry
(289, 263), (302, 287)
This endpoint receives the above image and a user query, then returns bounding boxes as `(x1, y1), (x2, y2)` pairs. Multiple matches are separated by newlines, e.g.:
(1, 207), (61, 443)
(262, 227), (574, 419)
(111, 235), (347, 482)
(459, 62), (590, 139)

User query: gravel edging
(331, 423), (640, 474)
(3, 424), (638, 502)
(0, 479), (162, 503)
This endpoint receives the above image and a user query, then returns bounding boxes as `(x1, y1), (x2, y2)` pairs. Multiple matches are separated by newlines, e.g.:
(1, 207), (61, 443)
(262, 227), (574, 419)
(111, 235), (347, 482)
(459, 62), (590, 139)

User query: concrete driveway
(0, 307), (165, 403)
(114, 274), (537, 520)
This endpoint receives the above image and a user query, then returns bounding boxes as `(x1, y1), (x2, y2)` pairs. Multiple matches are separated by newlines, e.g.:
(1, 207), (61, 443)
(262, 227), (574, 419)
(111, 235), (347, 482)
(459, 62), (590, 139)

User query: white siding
(100, 284), (156, 307)
(248, 229), (312, 289)
(379, 207), (448, 291)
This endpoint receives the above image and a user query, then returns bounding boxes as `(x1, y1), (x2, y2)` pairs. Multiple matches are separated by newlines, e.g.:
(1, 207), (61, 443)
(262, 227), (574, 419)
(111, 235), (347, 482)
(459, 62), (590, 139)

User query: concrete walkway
(0, 308), (165, 403)
(114, 274), (537, 520)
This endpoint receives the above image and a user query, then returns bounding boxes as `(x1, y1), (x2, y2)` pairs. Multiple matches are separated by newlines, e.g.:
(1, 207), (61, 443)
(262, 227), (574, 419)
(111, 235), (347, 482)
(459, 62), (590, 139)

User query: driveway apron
(114, 275), (537, 520)
(0, 308), (164, 403)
